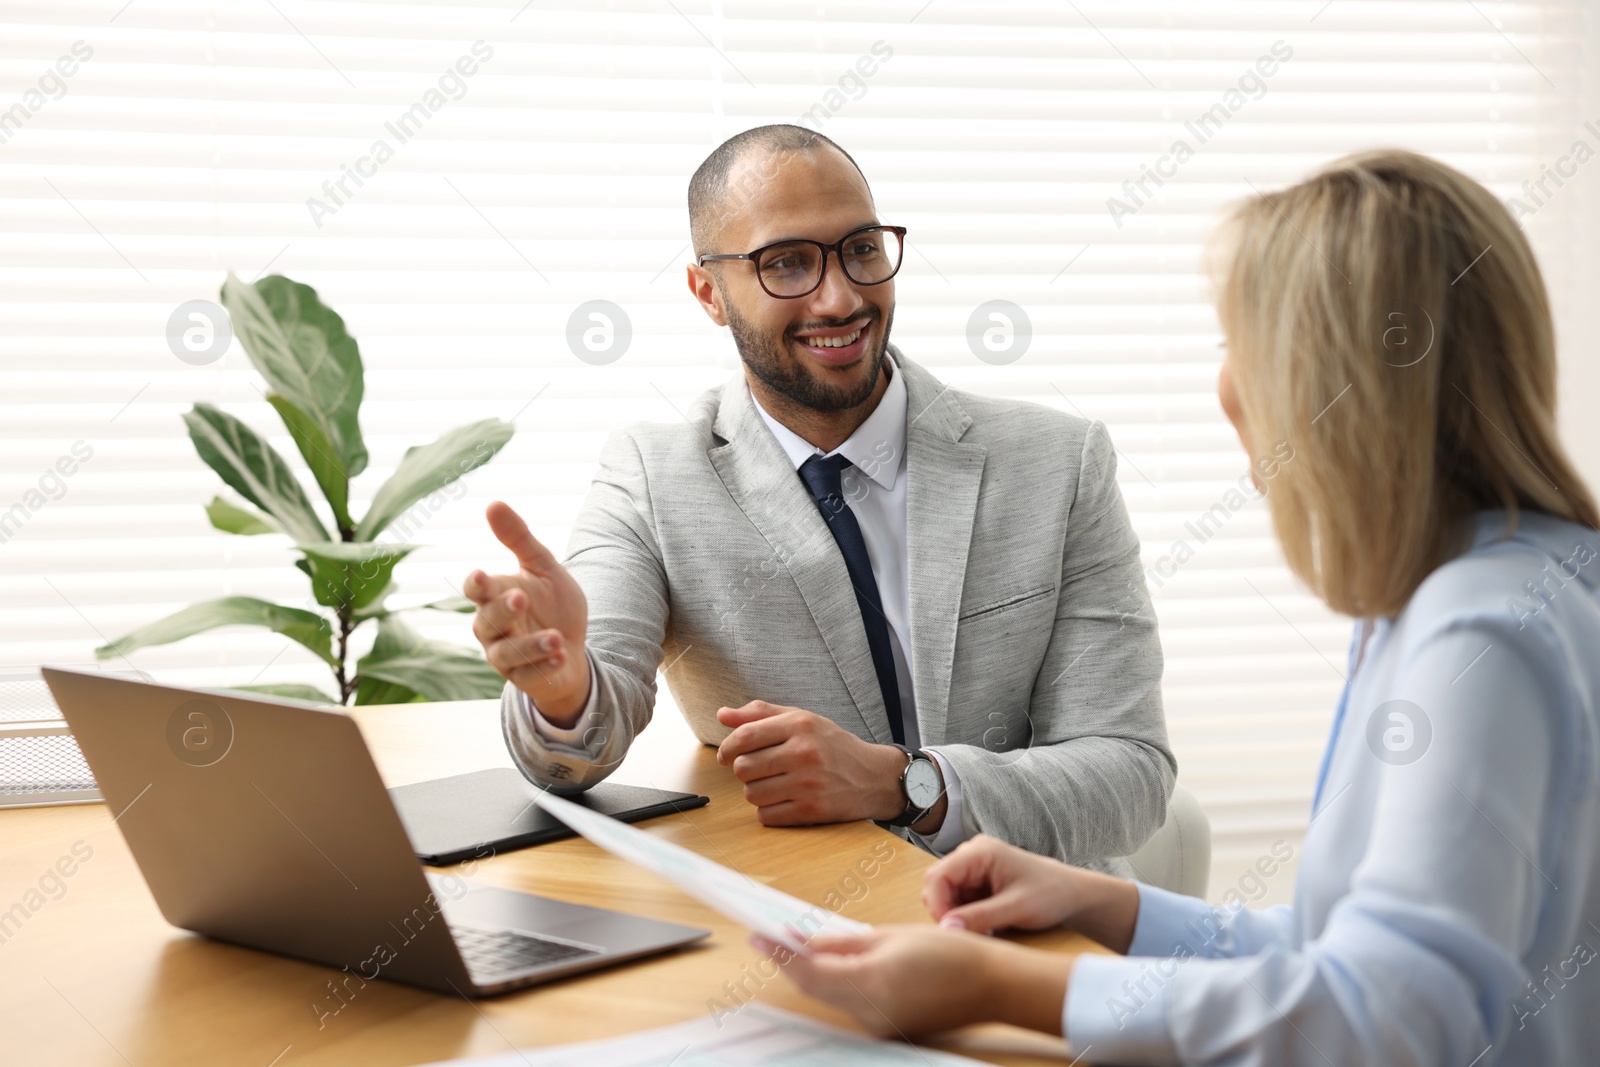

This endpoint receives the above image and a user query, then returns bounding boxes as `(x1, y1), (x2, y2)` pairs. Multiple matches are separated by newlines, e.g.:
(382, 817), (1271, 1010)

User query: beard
(725, 300), (893, 413)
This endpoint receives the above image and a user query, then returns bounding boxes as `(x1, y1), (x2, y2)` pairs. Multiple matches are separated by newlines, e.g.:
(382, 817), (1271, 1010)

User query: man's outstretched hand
(464, 501), (591, 727)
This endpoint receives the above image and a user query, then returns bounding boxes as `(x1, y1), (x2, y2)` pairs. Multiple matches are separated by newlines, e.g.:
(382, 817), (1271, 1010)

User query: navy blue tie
(797, 454), (906, 745)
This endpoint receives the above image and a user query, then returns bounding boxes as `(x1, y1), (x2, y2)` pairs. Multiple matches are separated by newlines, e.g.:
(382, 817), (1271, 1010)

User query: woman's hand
(750, 927), (1069, 1039)
(923, 834), (1141, 953)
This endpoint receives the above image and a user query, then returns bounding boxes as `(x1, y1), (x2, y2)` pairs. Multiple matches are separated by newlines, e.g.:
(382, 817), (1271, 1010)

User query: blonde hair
(1207, 148), (1598, 617)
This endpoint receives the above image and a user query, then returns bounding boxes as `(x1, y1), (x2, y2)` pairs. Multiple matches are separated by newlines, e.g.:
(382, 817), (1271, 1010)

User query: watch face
(905, 759), (941, 809)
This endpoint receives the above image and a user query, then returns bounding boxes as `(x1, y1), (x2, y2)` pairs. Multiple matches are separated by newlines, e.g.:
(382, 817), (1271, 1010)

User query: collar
(747, 349), (907, 492)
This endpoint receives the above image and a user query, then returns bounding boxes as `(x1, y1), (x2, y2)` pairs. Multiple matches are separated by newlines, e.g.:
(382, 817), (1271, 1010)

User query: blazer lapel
(707, 373), (891, 743)
(899, 357), (986, 747)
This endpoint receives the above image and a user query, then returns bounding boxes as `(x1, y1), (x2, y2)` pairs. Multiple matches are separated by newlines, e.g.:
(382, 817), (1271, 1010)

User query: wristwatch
(880, 744), (942, 828)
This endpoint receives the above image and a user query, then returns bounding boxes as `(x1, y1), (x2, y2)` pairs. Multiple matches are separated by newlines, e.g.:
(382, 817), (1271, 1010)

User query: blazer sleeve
(501, 427), (668, 792)
(932, 419), (1176, 865)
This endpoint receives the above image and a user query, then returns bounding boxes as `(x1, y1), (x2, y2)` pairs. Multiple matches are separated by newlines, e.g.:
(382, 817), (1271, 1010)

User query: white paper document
(416, 1003), (988, 1067)
(531, 789), (869, 953)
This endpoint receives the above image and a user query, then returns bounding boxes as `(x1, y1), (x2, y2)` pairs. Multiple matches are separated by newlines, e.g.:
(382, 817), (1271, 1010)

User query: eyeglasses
(697, 225), (907, 299)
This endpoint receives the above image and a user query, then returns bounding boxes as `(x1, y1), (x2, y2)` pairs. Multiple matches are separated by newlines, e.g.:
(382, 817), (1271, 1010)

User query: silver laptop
(40, 666), (709, 996)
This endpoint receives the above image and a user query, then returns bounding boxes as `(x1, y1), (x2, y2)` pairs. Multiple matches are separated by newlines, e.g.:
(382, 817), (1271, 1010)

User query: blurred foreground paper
(416, 1003), (985, 1066)
(532, 789), (869, 953)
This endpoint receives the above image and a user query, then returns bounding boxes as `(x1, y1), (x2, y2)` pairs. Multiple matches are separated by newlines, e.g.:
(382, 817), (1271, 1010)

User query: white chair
(1123, 781), (1211, 899)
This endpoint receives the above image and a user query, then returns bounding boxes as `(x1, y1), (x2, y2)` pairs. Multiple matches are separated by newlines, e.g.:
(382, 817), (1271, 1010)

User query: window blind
(1, 0), (1591, 901)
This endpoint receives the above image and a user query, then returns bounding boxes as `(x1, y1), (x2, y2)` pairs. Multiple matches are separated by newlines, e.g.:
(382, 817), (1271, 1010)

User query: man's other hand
(715, 701), (945, 829)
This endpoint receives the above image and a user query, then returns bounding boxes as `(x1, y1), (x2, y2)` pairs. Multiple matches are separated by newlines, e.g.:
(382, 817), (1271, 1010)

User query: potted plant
(96, 273), (512, 705)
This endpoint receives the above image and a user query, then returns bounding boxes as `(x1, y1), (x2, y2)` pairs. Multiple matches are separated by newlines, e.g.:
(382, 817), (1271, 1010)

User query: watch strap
(885, 745), (935, 828)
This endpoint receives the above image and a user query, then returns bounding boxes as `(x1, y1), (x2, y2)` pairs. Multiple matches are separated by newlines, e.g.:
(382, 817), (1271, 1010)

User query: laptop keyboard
(451, 924), (602, 980)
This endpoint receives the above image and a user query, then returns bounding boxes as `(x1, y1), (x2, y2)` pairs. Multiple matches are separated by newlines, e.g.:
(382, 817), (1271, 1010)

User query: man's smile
(791, 316), (873, 366)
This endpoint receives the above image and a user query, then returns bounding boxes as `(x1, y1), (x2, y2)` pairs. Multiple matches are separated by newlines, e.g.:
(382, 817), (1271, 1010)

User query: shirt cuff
(1058, 882), (1224, 1062)
(1063, 952), (1181, 1067)
(519, 651), (604, 753)
(908, 749), (971, 856)
(1126, 882), (1228, 958)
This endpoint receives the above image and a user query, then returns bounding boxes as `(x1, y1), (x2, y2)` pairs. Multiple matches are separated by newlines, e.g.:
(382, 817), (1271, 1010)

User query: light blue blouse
(1067, 510), (1600, 1066)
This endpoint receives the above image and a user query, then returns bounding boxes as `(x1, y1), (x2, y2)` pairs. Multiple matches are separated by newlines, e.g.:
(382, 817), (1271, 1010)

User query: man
(464, 124), (1173, 869)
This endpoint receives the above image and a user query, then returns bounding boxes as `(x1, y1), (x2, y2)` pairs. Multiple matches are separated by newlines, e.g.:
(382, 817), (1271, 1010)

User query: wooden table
(0, 698), (1098, 1066)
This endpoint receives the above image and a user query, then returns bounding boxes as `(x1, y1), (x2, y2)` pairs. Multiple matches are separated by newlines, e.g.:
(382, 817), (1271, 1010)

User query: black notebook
(388, 767), (710, 866)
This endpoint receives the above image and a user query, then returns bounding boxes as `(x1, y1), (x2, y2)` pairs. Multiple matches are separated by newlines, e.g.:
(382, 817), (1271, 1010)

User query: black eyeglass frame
(695, 224), (909, 299)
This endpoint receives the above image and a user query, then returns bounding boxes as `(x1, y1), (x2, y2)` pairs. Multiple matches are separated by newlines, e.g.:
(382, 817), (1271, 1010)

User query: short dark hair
(687, 124), (870, 256)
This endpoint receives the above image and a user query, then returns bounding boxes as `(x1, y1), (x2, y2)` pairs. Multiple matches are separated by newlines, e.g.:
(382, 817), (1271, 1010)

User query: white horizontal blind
(1, 0), (1590, 901)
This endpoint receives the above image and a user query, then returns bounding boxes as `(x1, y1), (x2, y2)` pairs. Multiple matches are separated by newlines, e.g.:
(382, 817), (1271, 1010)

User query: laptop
(39, 666), (709, 996)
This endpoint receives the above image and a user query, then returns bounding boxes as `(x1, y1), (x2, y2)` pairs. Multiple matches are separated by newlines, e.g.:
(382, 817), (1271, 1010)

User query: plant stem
(334, 605), (355, 705)
(334, 517), (357, 703)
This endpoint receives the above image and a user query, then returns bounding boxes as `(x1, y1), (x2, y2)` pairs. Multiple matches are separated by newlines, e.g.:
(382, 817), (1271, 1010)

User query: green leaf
(355, 418), (514, 541)
(183, 403), (329, 543)
(361, 588), (479, 622)
(351, 582), (396, 621)
(296, 541), (419, 613)
(220, 273), (368, 477)
(205, 495), (282, 536)
(266, 393), (351, 532)
(356, 616), (504, 702)
(353, 675), (427, 705)
(226, 683), (340, 705)
(413, 595), (475, 614)
(94, 596), (337, 666)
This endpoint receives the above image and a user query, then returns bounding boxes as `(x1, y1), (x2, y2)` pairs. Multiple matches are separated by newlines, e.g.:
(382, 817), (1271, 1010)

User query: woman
(753, 149), (1600, 1066)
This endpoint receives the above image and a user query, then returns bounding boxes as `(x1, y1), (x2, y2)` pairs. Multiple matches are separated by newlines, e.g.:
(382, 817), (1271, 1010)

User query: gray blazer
(500, 350), (1175, 868)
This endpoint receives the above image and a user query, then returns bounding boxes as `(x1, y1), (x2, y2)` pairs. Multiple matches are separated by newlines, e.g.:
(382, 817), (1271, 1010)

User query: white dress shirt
(1066, 509), (1600, 1066)
(522, 352), (973, 854)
